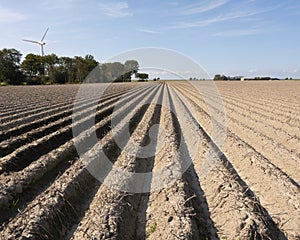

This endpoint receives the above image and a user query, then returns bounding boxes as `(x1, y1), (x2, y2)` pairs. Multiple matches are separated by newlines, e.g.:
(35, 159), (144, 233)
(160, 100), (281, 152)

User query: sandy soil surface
(0, 81), (299, 239)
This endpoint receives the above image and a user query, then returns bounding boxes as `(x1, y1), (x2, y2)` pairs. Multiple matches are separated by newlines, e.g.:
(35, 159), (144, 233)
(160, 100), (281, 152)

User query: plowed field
(0, 81), (299, 240)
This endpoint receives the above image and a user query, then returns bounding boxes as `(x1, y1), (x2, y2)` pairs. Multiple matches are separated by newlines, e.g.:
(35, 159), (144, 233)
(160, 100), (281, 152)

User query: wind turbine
(23, 28), (49, 56)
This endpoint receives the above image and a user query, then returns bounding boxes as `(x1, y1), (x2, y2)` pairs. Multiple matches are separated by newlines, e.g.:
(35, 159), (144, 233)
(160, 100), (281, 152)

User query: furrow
(0, 84), (133, 117)
(0, 99), (75, 124)
(0, 83), (143, 141)
(221, 93), (299, 125)
(174, 84), (300, 184)
(144, 85), (215, 240)
(0, 85), (147, 157)
(169, 84), (287, 239)
(0, 84), (156, 174)
(69, 84), (162, 240)
(0, 84), (134, 123)
(0, 114), (109, 223)
(174, 83), (300, 239)
(0, 83), (161, 240)
(0, 87), (125, 133)
(177, 81), (300, 125)
(214, 81), (300, 115)
(1, 82), (298, 240)
(179, 83), (300, 136)
(0, 85), (78, 116)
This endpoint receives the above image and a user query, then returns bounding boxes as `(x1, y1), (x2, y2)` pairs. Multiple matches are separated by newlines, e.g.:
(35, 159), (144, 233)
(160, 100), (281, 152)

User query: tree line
(213, 74), (281, 81)
(0, 48), (148, 85)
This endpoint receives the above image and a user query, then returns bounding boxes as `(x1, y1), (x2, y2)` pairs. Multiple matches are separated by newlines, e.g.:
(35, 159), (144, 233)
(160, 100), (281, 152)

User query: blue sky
(1, 0), (300, 78)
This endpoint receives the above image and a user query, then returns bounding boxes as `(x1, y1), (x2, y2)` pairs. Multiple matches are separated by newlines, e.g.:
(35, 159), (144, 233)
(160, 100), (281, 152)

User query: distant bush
(214, 74), (228, 81)
(135, 73), (149, 81)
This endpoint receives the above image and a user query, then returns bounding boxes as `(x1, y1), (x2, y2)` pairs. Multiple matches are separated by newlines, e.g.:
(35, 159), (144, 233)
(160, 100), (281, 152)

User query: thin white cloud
(170, 3), (283, 29)
(98, 2), (132, 18)
(0, 6), (27, 23)
(170, 16), (223, 29)
(213, 28), (262, 37)
(138, 28), (160, 34)
(181, 0), (229, 15)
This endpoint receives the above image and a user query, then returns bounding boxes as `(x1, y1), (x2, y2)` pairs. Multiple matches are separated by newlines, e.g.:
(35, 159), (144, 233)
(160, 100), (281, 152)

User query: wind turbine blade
(23, 39), (40, 44)
(41, 28), (49, 42)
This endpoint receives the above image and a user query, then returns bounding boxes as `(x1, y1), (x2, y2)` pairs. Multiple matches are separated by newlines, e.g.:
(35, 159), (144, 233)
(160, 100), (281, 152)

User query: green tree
(102, 62), (124, 82)
(114, 71), (133, 82)
(43, 54), (59, 83)
(0, 48), (24, 84)
(73, 56), (85, 83)
(73, 55), (98, 83)
(21, 54), (44, 84)
(124, 60), (139, 74)
(135, 72), (149, 82)
(111, 62), (125, 80)
(213, 74), (227, 81)
(85, 54), (97, 66)
(84, 55), (98, 80)
(58, 57), (76, 83)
